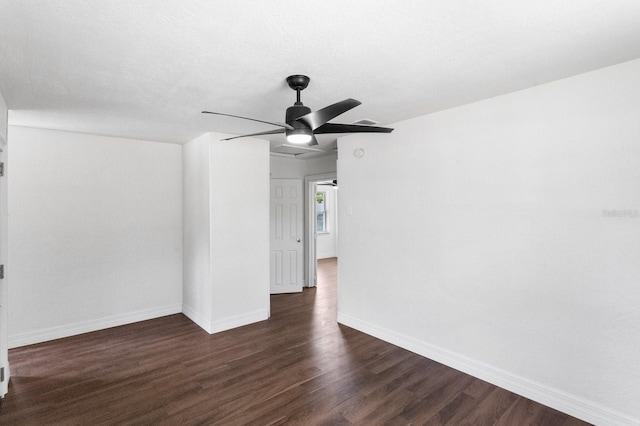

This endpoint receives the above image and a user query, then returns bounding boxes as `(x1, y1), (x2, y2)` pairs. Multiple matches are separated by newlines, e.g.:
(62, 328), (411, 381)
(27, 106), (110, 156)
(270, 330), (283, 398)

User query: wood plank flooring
(0, 258), (590, 425)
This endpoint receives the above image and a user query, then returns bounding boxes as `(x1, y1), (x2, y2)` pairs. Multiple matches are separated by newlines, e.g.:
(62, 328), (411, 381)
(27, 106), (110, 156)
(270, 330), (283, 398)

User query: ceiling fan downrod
(286, 75), (310, 105)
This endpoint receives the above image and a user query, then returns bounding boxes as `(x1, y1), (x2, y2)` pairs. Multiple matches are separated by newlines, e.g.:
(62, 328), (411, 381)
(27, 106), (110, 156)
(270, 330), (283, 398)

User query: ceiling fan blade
(221, 128), (285, 141)
(313, 123), (394, 134)
(202, 111), (293, 130)
(296, 98), (361, 130)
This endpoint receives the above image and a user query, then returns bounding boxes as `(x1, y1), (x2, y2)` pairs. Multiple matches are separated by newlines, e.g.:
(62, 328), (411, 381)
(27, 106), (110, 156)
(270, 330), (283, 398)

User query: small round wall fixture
(353, 148), (365, 158)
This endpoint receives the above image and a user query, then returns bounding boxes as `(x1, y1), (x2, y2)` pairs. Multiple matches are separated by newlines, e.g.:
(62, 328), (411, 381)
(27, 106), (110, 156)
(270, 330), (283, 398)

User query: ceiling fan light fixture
(286, 128), (313, 144)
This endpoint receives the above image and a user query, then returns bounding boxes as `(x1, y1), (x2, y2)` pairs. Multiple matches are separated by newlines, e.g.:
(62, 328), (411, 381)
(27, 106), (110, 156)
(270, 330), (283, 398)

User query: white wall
(8, 127), (183, 347)
(182, 134), (212, 328)
(270, 152), (337, 179)
(183, 133), (270, 333)
(337, 59), (640, 426)
(316, 184), (338, 259)
(209, 134), (270, 331)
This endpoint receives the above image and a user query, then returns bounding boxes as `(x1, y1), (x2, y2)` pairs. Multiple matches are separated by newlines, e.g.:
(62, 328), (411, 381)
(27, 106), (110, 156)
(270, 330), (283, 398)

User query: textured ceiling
(1, 1), (640, 155)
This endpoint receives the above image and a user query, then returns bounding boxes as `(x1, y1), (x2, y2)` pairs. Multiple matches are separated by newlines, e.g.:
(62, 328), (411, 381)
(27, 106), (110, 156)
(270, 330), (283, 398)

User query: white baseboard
(210, 309), (269, 334)
(181, 304), (212, 333)
(337, 312), (639, 426)
(317, 252), (337, 260)
(8, 304), (182, 349)
(182, 306), (269, 335)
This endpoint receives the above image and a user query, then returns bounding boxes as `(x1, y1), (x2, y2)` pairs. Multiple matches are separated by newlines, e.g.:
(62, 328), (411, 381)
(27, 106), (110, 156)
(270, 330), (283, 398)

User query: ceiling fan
(202, 75), (393, 145)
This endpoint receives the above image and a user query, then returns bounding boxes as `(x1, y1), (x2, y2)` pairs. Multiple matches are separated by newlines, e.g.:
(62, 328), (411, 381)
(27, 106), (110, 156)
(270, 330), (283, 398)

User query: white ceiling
(1, 1), (640, 157)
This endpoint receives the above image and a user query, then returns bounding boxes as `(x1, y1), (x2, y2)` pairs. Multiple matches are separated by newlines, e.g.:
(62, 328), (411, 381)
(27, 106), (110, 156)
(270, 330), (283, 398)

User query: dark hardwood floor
(1, 257), (590, 425)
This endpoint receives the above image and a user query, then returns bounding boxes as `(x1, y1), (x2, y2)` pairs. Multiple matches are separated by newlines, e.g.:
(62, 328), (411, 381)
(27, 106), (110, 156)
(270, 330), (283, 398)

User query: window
(316, 190), (327, 233)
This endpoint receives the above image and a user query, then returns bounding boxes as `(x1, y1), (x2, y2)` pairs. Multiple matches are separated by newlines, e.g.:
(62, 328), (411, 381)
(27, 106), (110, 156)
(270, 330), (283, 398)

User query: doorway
(315, 180), (338, 259)
(304, 172), (338, 287)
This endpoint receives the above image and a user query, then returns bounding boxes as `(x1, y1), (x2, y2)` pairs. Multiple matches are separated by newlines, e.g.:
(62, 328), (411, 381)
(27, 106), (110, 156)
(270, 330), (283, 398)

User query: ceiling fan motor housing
(286, 104), (311, 127)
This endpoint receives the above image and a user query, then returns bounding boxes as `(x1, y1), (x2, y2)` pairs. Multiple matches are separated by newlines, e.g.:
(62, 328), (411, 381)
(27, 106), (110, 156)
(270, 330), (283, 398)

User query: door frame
(0, 136), (8, 397)
(304, 172), (337, 287)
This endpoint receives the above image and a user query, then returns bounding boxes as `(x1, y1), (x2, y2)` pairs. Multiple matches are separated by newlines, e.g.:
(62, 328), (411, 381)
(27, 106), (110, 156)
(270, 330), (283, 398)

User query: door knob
(297, 238), (301, 242)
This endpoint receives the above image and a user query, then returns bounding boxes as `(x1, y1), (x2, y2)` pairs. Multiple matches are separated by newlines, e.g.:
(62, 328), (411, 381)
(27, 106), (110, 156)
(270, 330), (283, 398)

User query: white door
(270, 179), (303, 294)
